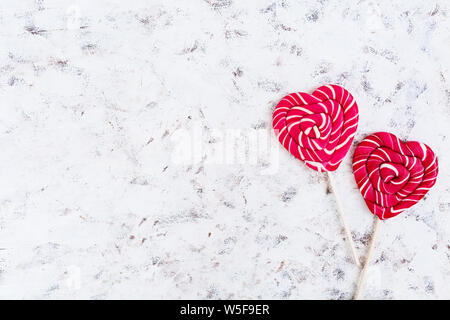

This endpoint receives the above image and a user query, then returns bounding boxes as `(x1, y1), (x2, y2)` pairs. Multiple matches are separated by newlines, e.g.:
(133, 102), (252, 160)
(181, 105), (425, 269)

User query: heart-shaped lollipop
(273, 84), (361, 266)
(353, 132), (438, 220)
(272, 84), (359, 171)
(352, 132), (438, 299)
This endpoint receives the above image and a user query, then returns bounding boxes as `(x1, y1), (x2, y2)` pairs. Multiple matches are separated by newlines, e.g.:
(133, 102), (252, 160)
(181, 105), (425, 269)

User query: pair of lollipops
(272, 85), (439, 299)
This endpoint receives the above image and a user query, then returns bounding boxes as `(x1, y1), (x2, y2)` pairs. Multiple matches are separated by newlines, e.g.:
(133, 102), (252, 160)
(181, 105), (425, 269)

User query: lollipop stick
(326, 171), (361, 267)
(354, 216), (380, 300)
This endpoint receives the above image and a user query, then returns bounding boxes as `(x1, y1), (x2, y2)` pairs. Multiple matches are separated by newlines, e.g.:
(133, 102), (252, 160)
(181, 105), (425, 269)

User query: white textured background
(0, 0), (449, 299)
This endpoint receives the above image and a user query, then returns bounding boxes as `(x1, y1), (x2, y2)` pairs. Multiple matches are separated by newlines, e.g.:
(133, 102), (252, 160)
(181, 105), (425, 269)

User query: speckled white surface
(0, 0), (449, 300)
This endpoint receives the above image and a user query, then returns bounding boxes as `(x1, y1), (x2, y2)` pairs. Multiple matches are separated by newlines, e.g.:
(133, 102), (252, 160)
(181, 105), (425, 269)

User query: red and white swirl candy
(353, 132), (438, 220)
(272, 85), (359, 171)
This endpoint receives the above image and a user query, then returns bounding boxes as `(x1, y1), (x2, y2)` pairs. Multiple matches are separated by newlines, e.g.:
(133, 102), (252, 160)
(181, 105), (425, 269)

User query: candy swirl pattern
(272, 84), (359, 171)
(353, 132), (438, 220)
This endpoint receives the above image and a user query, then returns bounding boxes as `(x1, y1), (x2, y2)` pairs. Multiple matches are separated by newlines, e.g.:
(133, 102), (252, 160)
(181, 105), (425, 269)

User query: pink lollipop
(273, 84), (359, 171)
(273, 84), (360, 266)
(352, 132), (438, 299)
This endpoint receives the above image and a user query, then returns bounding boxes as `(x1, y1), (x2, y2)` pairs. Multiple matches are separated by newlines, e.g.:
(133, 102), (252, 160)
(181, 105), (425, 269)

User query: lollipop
(273, 84), (360, 266)
(352, 132), (438, 299)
